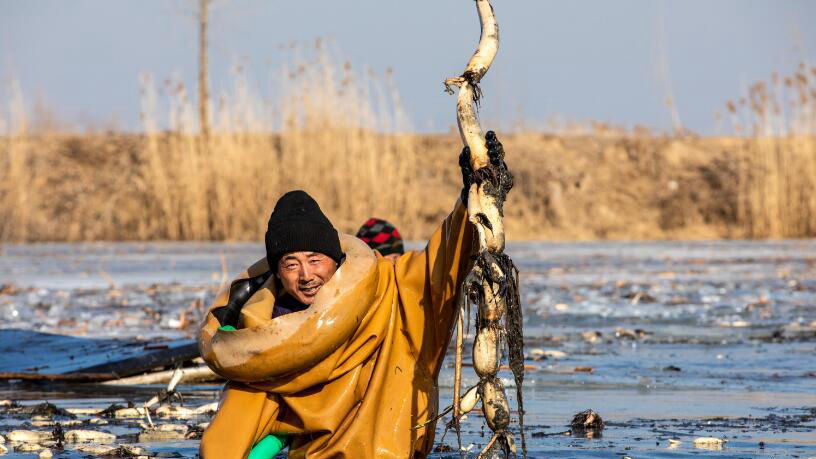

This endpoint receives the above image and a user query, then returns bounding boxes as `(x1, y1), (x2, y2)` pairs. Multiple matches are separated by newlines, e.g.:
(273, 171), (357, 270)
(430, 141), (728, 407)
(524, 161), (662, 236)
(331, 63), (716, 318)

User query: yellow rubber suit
(198, 200), (474, 458)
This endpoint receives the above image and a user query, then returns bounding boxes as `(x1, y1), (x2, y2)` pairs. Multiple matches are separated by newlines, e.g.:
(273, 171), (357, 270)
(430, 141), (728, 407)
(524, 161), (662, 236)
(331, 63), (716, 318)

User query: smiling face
(276, 251), (338, 305)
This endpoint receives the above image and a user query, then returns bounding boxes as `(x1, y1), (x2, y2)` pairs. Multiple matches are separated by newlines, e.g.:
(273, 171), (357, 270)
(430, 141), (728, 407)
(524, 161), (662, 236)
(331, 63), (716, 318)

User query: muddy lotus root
(445, 1), (527, 457)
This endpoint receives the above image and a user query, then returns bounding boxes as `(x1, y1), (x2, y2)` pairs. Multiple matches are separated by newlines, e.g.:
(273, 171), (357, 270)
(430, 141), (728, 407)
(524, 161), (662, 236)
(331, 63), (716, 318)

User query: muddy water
(1, 241), (815, 458)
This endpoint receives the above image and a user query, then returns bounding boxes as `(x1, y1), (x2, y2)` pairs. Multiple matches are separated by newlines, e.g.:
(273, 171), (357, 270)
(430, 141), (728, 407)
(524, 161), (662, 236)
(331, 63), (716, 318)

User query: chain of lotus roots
(411, 134), (525, 458)
(457, 133), (525, 459)
(426, 1), (526, 457)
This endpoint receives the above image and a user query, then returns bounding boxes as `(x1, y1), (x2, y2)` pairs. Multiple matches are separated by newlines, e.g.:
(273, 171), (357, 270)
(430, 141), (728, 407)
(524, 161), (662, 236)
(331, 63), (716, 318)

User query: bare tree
(198, 0), (210, 138)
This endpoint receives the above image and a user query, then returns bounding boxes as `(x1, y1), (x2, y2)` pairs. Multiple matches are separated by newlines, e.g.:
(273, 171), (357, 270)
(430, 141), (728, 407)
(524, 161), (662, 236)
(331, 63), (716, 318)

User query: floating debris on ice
(5, 430), (52, 443)
(614, 327), (650, 340)
(194, 402), (219, 415)
(64, 429), (116, 443)
(529, 348), (567, 361)
(570, 409), (604, 438)
(12, 402), (75, 419)
(113, 407), (147, 418)
(70, 444), (117, 455)
(139, 424), (189, 442)
(694, 436), (726, 450)
(14, 443), (44, 452)
(667, 438), (681, 449)
(31, 419), (82, 427)
(156, 405), (196, 418)
(66, 407), (99, 416)
(580, 331), (602, 343)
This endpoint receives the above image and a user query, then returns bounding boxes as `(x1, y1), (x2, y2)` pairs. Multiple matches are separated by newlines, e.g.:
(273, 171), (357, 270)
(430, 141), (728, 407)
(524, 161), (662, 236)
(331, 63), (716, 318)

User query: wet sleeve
(395, 199), (475, 359)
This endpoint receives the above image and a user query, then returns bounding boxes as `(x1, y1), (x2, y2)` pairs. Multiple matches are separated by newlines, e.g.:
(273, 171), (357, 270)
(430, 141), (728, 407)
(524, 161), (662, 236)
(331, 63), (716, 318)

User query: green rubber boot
(247, 434), (288, 459)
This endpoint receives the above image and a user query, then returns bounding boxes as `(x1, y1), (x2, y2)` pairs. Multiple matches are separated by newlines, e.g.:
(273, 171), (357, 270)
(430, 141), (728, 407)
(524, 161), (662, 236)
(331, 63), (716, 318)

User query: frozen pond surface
(1, 240), (815, 458)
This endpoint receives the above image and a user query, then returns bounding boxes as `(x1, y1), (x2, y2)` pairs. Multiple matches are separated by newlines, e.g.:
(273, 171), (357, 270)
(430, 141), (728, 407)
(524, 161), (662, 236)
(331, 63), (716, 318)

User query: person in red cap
(355, 218), (404, 261)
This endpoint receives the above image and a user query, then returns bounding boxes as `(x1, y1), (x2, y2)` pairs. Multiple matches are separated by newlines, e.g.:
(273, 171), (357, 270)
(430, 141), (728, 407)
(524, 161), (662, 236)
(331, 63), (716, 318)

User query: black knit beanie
(265, 190), (343, 270)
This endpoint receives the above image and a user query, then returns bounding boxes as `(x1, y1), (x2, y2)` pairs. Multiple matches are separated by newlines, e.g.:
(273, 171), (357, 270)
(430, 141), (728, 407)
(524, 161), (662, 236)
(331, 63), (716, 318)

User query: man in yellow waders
(198, 138), (506, 457)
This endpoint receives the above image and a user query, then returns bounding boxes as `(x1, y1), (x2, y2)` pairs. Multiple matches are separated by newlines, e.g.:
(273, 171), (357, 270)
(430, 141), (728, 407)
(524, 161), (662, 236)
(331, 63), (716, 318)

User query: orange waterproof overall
(198, 201), (474, 458)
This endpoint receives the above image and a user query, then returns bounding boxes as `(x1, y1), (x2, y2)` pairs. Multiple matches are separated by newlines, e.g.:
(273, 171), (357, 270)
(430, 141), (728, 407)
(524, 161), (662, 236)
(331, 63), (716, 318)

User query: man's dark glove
(458, 131), (514, 211)
(211, 270), (273, 327)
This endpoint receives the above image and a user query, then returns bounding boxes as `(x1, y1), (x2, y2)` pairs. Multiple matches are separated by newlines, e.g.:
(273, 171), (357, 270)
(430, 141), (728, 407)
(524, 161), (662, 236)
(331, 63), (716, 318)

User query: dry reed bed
(1, 131), (814, 242)
(1, 53), (814, 242)
(722, 62), (816, 238)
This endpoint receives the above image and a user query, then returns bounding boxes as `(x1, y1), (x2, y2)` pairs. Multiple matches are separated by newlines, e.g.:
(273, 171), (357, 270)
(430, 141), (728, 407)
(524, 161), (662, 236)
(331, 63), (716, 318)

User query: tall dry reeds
(2, 51), (816, 242)
(725, 63), (816, 238)
(1, 44), (437, 242)
(0, 79), (38, 241)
